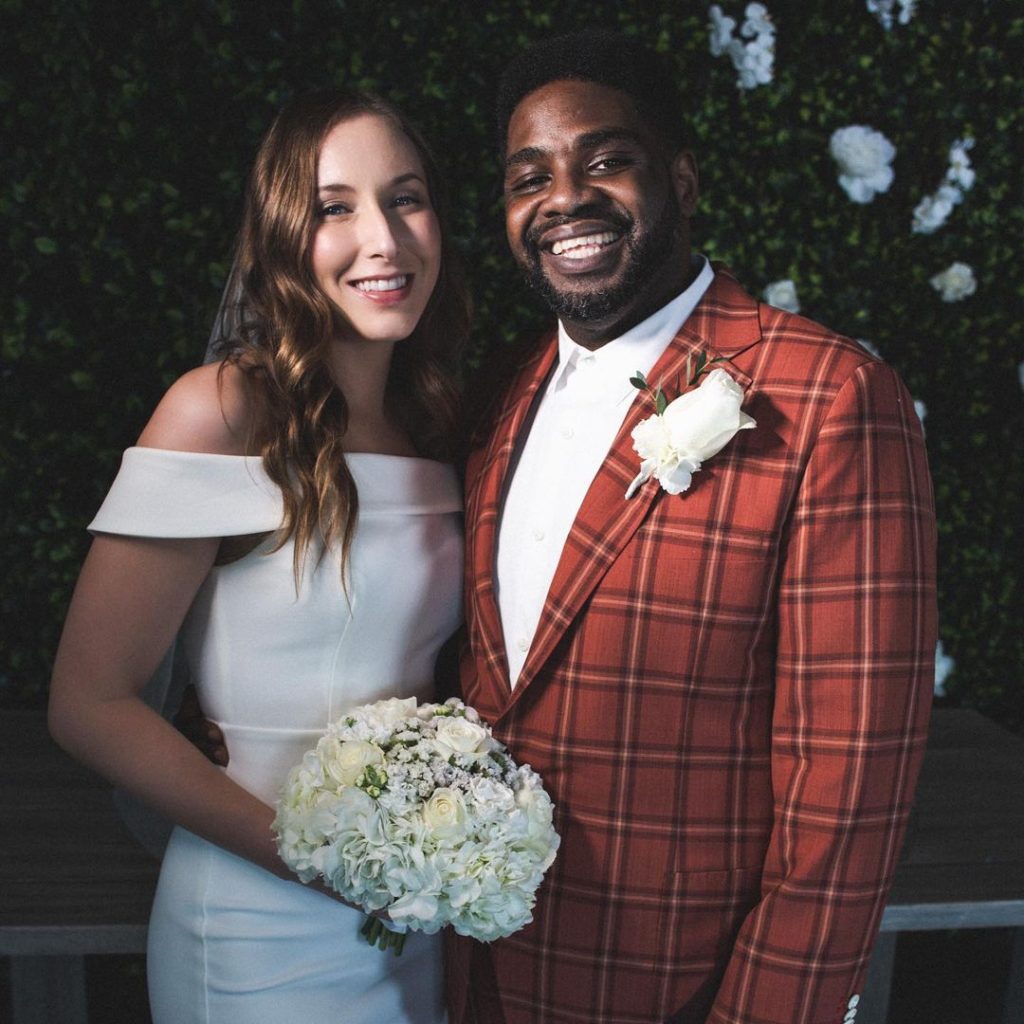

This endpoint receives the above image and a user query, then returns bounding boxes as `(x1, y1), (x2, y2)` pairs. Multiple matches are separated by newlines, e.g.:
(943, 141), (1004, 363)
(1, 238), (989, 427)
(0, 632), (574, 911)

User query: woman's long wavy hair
(212, 90), (470, 581)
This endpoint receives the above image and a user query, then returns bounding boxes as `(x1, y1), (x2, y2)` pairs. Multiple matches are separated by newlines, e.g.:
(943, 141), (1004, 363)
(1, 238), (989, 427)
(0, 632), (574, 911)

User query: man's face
(503, 79), (697, 344)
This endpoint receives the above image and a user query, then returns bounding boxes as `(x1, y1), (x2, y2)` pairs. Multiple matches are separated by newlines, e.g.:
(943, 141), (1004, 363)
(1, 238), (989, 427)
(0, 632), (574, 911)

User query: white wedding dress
(90, 446), (462, 1024)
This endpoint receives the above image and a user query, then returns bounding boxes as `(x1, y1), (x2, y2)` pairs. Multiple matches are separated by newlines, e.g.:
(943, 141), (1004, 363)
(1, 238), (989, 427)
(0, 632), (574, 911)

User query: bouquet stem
(360, 915), (407, 956)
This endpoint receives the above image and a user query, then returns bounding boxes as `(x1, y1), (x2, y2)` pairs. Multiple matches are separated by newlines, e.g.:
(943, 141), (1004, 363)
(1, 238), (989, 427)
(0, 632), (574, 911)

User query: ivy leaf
(655, 388), (668, 416)
(629, 372), (648, 391)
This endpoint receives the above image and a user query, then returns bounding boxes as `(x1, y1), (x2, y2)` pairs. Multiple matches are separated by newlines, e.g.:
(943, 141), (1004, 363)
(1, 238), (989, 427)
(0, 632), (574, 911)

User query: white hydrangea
(274, 697), (560, 943)
(829, 125), (896, 203)
(912, 138), (975, 234)
(708, 3), (775, 90)
(930, 261), (977, 302)
(934, 640), (954, 698)
(763, 278), (800, 313)
(866, 0), (917, 31)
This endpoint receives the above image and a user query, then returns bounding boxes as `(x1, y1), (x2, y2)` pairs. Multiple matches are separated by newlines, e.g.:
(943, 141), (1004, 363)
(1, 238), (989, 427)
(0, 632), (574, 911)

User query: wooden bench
(2, 708), (1023, 1023)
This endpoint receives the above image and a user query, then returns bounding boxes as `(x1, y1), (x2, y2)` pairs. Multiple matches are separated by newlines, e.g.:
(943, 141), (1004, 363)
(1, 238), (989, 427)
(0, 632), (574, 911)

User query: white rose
(422, 788), (467, 837)
(434, 716), (490, 756)
(763, 278), (800, 313)
(829, 125), (896, 203)
(930, 261), (976, 302)
(326, 739), (385, 787)
(627, 369), (755, 498)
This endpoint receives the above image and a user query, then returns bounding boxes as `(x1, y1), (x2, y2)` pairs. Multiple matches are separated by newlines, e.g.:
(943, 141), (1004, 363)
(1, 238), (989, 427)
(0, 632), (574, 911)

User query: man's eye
(507, 174), (548, 194)
(590, 156), (631, 172)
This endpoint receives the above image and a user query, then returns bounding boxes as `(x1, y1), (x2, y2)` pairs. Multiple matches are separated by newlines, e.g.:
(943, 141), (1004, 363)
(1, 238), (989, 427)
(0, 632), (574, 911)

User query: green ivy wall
(2, 1), (1022, 728)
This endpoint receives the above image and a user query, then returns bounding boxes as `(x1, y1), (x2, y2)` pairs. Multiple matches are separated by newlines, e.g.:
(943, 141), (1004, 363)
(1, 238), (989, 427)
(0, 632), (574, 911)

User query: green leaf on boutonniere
(655, 388), (668, 416)
(629, 371), (648, 391)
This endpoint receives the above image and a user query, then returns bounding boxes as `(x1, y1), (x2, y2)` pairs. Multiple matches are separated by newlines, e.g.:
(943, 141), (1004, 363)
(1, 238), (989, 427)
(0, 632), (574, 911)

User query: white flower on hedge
(856, 338), (882, 359)
(626, 369), (756, 498)
(708, 3), (775, 90)
(708, 4), (737, 56)
(947, 138), (976, 190)
(829, 125), (896, 203)
(912, 139), (974, 234)
(866, 0), (916, 31)
(934, 640), (954, 698)
(930, 261), (977, 302)
(912, 188), (959, 235)
(914, 399), (927, 436)
(741, 2), (774, 36)
(763, 279), (800, 313)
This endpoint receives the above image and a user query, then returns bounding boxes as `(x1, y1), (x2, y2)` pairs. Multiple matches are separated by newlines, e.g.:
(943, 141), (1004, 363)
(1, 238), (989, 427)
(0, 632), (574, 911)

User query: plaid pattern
(447, 268), (936, 1024)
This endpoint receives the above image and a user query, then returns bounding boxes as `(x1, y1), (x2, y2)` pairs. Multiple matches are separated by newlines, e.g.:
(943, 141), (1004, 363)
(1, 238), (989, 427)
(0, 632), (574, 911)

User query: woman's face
(310, 113), (441, 347)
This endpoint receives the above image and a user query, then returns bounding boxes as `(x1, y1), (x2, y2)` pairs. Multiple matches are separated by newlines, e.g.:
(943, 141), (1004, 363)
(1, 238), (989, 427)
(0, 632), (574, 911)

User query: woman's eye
(321, 202), (351, 217)
(392, 193), (424, 208)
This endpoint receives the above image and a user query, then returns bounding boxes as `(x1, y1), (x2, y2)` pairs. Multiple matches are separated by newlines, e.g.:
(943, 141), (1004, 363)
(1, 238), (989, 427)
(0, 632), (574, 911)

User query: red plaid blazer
(447, 268), (936, 1024)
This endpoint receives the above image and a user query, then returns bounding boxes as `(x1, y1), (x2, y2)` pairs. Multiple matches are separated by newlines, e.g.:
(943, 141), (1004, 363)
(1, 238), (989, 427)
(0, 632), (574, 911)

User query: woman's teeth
(354, 276), (408, 292)
(550, 232), (619, 258)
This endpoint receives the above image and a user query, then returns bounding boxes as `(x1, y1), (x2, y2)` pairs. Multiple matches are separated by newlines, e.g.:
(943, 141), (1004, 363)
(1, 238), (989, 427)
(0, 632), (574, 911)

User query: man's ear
(671, 150), (699, 217)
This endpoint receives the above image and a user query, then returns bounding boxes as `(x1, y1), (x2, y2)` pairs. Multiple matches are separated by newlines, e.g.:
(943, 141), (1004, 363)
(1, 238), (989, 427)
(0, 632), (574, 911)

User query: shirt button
(561, 427), (574, 439)
(517, 637), (529, 652)
(532, 528), (545, 541)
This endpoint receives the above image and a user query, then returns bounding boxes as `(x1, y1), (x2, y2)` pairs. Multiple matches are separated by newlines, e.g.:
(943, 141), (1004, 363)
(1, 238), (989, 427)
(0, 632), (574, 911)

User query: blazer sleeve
(706, 359), (937, 1024)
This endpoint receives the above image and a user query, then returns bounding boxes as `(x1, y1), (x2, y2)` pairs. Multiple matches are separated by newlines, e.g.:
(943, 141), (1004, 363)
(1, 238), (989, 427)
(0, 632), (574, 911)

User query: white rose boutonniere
(625, 356), (756, 499)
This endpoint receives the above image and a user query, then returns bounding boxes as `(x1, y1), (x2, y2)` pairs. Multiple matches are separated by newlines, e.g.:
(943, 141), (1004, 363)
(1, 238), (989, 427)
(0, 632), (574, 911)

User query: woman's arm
(48, 362), (287, 879)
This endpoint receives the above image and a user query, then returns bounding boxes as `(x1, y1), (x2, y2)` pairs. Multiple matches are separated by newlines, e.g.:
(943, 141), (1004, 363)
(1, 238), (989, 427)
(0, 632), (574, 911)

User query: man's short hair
(495, 29), (689, 156)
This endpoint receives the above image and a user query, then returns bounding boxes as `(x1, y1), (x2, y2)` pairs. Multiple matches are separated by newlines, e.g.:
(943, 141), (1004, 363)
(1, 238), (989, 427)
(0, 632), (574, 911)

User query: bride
(48, 89), (469, 1023)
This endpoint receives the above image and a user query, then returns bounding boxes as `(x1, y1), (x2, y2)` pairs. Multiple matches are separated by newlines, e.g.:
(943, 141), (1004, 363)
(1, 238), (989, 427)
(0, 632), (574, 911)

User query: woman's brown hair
(212, 89), (470, 580)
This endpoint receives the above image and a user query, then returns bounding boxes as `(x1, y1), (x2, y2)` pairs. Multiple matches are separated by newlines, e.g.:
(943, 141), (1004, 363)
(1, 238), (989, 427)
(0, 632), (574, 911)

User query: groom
(447, 30), (936, 1024)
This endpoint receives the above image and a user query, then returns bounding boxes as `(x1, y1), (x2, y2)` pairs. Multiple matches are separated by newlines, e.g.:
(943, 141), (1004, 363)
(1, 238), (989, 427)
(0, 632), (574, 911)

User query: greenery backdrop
(2, 0), (1022, 730)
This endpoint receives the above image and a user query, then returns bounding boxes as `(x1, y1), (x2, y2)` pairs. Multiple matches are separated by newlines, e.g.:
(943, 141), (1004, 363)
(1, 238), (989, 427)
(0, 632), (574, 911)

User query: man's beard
(520, 192), (681, 322)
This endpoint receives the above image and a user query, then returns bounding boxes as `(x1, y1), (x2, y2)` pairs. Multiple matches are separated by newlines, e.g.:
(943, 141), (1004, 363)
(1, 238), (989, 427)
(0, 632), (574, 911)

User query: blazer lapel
(502, 269), (762, 713)
(464, 332), (559, 710)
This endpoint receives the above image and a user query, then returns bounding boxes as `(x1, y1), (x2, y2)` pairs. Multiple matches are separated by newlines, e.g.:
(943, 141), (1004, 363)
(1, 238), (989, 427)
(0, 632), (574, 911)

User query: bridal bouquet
(273, 697), (560, 952)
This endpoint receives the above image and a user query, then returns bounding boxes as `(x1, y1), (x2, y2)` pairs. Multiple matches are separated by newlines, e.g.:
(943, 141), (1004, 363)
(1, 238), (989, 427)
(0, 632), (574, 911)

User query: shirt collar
(552, 255), (715, 396)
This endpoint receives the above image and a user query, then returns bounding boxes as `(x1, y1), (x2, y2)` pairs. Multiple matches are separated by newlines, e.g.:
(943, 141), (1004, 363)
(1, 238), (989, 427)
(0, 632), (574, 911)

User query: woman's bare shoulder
(136, 360), (256, 455)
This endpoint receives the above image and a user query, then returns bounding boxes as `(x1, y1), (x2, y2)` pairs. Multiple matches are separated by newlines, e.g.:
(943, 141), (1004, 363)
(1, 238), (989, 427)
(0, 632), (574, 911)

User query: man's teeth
(354, 276), (408, 292)
(550, 232), (619, 258)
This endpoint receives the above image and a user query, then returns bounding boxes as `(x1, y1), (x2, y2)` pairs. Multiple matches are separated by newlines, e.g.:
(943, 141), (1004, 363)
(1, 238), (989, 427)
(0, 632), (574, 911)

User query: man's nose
(541, 167), (600, 218)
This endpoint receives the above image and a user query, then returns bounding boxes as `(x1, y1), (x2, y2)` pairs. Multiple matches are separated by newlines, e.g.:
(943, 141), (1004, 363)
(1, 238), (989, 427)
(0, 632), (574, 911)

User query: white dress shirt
(496, 256), (715, 686)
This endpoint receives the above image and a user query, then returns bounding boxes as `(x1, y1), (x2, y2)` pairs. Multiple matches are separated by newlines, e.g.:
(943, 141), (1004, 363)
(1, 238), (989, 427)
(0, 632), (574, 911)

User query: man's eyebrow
(317, 172), (425, 193)
(576, 128), (645, 149)
(504, 146), (547, 171)
(504, 129), (645, 171)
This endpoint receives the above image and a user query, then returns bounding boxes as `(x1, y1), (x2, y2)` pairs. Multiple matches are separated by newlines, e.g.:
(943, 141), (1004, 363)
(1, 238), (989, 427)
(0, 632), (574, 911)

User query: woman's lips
(349, 274), (414, 304)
